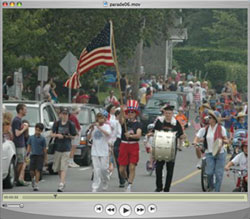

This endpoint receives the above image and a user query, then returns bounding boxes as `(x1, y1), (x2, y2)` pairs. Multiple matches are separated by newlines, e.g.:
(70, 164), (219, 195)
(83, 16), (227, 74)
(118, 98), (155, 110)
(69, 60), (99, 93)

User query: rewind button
(135, 204), (145, 216)
(105, 204), (116, 216)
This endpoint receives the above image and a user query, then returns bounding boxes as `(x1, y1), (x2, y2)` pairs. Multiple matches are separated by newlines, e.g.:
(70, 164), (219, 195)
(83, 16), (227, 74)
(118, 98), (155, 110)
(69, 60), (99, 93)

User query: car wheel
(3, 158), (16, 189)
(82, 147), (92, 166)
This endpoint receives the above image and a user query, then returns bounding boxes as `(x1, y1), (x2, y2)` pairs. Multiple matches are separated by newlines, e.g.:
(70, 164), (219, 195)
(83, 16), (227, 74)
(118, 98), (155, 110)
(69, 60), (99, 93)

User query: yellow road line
(171, 169), (201, 187)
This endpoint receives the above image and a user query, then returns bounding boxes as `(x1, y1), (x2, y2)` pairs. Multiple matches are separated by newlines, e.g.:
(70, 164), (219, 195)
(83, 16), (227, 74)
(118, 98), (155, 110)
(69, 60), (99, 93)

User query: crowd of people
(2, 68), (248, 193)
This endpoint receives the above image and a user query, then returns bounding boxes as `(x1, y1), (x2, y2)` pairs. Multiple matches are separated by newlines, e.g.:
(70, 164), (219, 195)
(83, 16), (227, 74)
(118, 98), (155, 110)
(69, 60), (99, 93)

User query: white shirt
(196, 124), (227, 153)
(91, 124), (111, 157)
(232, 152), (248, 170)
(108, 114), (119, 145)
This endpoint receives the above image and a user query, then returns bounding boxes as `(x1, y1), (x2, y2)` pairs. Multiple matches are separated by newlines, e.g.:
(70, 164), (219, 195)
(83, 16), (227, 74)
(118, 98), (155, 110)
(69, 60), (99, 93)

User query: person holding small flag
(118, 100), (142, 192)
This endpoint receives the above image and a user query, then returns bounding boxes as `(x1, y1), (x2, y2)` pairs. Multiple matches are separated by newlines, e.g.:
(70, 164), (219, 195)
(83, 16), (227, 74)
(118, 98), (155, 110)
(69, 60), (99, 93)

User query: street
(3, 110), (236, 193)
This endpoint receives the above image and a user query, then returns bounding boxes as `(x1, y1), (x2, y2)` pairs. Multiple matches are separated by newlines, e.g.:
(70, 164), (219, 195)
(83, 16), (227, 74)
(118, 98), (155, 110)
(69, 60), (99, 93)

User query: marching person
(175, 107), (188, 151)
(154, 104), (184, 192)
(193, 110), (229, 192)
(68, 106), (81, 168)
(51, 107), (77, 192)
(87, 113), (111, 192)
(118, 100), (142, 192)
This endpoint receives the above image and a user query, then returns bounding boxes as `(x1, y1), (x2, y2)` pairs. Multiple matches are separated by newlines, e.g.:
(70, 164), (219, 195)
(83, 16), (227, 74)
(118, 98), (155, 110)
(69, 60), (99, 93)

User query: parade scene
(2, 9), (248, 193)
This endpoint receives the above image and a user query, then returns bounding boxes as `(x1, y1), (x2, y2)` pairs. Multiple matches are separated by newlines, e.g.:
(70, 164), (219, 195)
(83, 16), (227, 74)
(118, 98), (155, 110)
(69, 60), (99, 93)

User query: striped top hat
(125, 99), (140, 115)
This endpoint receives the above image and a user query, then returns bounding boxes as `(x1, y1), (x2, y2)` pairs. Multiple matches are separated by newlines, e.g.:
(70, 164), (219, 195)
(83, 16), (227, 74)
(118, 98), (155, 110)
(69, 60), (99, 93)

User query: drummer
(118, 100), (142, 192)
(154, 104), (184, 192)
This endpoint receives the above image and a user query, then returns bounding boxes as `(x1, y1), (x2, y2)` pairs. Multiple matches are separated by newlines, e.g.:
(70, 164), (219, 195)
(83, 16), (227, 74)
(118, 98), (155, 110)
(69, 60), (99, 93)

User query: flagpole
(110, 20), (127, 132)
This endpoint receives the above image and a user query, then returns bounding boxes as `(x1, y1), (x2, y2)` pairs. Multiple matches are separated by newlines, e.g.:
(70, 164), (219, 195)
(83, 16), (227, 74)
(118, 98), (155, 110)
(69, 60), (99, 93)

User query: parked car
(140, 92), (182, 133)
(3, 100), (58, 176)
(53, 103), (104, 166)
(2, 140), (16, 189)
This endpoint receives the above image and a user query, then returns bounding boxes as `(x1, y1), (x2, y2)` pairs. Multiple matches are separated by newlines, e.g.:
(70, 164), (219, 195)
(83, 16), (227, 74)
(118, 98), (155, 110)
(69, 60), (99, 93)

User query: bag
(47, 121), (59, 155)
(47, 142), (56, 155)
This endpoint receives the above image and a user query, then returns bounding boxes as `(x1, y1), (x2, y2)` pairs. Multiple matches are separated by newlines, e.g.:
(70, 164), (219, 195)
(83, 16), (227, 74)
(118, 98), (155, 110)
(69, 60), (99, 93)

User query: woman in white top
(193, 110), (229, 192)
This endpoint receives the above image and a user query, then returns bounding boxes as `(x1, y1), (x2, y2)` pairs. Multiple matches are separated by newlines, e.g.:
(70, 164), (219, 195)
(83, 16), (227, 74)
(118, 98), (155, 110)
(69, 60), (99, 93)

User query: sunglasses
(128, 110), (135, 114)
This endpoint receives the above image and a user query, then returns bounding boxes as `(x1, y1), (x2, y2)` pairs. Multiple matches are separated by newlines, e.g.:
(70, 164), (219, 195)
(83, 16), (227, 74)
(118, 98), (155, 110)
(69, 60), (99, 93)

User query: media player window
(1, 6), (248, 194)
(0, 1), (249, 218)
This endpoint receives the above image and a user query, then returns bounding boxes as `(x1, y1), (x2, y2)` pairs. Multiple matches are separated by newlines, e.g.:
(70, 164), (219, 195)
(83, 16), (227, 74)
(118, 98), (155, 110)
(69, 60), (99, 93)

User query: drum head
(212, 138), (222, 156)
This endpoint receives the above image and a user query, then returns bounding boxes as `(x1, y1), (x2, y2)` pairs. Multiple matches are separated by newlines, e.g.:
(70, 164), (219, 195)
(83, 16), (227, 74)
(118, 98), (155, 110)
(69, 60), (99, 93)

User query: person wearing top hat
(154, 104), (184, 192)
(193, 110), (229, 192)
(118, 100), (142, 192)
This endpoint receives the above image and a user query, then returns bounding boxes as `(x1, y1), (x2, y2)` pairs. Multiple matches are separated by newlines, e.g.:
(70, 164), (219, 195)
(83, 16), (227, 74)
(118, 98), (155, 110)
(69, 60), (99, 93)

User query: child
(225, 140), (248, 190)
(87, 113), (111, 192)
(26, 123), (47, 191)
(144, 123), (155, 169)
(175, 107), (188, 151)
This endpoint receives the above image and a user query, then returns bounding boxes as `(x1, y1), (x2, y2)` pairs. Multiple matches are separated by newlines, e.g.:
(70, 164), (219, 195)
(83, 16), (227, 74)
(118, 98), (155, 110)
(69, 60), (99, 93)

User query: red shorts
(118, 142), (139, 166)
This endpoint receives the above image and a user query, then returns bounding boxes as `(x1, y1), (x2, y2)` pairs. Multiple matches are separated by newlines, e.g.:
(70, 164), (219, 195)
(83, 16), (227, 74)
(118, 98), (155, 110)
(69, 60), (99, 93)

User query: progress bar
(2, 194), (248, 202)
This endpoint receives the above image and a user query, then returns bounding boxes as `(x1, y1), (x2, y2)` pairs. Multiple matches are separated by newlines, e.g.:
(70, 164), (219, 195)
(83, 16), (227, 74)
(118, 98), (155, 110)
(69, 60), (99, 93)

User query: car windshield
(146, 99), (178, 110)
(4, 105), (39, 127)
(78, 109), (89, 125)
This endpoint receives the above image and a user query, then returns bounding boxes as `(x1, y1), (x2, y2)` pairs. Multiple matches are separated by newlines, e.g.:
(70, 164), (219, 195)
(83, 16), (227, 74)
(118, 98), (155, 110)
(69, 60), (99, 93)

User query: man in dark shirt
(154, 105), (184, 192)
(12, 103), (29, 186)
(51, 107), (77, 192)
(88, 89), (100, 105)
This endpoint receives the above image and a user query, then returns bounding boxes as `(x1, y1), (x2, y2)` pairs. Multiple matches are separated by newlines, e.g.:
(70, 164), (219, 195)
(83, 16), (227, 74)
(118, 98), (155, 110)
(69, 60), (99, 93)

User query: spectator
(3, 112), (13, 141)
(120, 73), (127, 96)
(12, 103), (29, 186)
(104, 90), (118, 107)
(26, 123), (47, 191)
(89, 89), (100, 105)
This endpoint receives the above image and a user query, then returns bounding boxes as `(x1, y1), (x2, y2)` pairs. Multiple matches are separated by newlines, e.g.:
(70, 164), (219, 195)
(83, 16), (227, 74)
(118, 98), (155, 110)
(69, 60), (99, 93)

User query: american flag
(64, 22), (115, 89)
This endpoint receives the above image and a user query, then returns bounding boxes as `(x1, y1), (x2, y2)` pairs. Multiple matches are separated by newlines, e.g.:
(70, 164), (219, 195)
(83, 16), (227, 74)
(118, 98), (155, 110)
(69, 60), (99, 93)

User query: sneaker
(31, 178), (35, 188)
(196, 159), (202, 169)
(57, 183), (65, 192)
(119, 183), (125, 188)
(17, 180), (30, 186)
(125, 184), (132, 192)
(92, 188), (98, 192)
(33, 184), (39, 191)
(102, 182), (109, 191)
(68, 161), (79, 168)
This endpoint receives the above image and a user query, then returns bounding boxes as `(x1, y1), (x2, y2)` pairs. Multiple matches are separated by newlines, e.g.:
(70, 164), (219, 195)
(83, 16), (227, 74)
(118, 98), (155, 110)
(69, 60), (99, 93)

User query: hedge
(205, 60), (247, 93)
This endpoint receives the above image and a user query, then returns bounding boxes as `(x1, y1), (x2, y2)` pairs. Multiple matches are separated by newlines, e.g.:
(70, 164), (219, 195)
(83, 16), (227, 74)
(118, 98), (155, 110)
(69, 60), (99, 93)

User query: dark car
(53, 103), (103, 166)
(140, 92), (182, 133)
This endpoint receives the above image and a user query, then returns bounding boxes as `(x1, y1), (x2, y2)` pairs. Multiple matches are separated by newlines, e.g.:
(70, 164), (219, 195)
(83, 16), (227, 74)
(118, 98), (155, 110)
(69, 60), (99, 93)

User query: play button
(119, 204), (131, 217)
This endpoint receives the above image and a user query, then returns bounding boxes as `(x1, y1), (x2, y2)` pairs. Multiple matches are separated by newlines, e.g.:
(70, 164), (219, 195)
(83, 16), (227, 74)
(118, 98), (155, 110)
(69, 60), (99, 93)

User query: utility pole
(133, 17), (145, 100)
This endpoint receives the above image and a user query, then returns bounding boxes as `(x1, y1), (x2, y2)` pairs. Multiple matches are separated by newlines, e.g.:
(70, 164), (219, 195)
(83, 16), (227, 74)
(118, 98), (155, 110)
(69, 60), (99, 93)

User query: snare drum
(152, 131), (176, 162)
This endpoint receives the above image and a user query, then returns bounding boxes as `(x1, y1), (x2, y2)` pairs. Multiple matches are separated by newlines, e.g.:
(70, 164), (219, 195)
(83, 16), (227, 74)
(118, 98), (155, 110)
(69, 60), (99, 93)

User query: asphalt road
(3, 110), (237, 193)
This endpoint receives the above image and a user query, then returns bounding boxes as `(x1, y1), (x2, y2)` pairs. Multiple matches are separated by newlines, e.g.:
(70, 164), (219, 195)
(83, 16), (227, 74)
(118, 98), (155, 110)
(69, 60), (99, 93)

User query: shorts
(72, 135), (80, 146)
(30, 155), (44, 171)
(53, 151), (70, 172)
(16, 147), (26, 163)
(118, 142), (139, 166)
